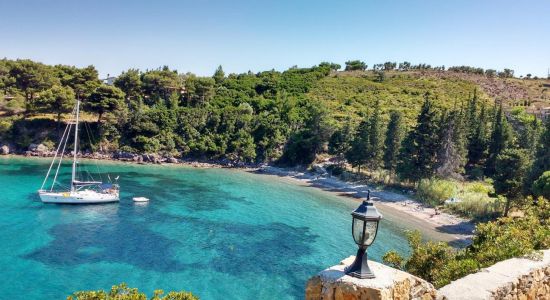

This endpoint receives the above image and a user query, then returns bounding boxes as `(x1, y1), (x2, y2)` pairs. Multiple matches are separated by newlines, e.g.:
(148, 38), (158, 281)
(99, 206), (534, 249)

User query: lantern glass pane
(363, 220), (378, 246)
(352, 217), (364, 245)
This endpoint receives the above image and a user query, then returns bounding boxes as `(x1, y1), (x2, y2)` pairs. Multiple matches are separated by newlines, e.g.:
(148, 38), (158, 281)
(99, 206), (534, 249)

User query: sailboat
(37, 100), (120, 204)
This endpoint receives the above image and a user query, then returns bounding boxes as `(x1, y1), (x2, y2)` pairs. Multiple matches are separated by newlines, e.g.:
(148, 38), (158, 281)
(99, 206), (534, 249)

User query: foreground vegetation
(383, 198), (549, 288)
(67, 283), (198, 300)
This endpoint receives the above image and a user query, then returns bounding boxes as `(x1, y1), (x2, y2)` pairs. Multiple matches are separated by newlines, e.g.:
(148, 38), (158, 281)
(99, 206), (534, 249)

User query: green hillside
(308, 71), (493, 125)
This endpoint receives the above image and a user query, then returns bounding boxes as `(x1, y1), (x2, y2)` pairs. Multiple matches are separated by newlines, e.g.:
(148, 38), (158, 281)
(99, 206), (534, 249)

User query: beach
(254, 166), (475, 247)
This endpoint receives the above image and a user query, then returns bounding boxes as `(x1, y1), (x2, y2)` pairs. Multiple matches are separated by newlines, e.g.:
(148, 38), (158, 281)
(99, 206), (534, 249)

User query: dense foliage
(0, 58), (548, 206)
(67, 283), (198, 300)
(383, 199), (550, 288)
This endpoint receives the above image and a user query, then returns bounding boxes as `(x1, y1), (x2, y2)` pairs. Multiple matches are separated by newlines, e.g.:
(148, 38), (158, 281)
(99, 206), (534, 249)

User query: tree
(526, 117), (550, 192)
(467, 103), (489, 170)
(494, 148), (530, 216)
(55, 65), (100, 97)
(37, 85), (76, 130)
(532, 171), (550, 199)
(318, 62), (341, 72)
(328, 118), (354, 164)
(366, 100), (384, 169)
(10, 59), (57, 114)
(346, 117), (369, 172)
(436, 109), (467, 179)
(397, 94), (441, 182)
(344, 60), (367, 71)
(213, 65), (225, 84)
(114, 69), (142, 103)
(383, 111), (404, 172)
(87, 85), (125, 122)
(485, 104), (513, 176)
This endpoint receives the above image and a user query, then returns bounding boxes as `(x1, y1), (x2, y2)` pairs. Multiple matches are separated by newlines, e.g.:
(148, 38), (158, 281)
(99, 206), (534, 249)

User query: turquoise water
(0, 157), (409, 300)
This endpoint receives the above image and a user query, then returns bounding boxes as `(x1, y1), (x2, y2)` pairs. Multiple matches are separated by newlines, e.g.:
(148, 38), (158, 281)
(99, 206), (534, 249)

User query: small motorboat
(133, 197), (150, 202)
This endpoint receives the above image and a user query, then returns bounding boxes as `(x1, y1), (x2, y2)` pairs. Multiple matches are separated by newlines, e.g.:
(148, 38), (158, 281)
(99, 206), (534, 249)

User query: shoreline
(252, 166), (475, 247)
(2, 153), (474, 246)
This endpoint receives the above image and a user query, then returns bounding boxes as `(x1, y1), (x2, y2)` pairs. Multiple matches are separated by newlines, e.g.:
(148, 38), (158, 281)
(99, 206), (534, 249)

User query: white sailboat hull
(38, 190), (119, 204)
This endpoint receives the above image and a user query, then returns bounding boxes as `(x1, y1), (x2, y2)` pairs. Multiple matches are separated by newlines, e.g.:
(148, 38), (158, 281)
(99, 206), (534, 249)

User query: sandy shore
(253, 166), (475, 247)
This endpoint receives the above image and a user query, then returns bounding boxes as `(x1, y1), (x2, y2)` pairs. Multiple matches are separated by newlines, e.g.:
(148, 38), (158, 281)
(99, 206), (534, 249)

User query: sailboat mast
(71, 99), (80, 192)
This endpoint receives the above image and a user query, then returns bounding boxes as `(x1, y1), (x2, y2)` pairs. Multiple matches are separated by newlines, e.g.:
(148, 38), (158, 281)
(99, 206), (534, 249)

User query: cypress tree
(397, 94), (440, 182)
(466, 89), (478, 140)
(485, 104), (513, 176)
(383, 111), (405, 172)
(345, 117), (369, 173)
(366, 100), (383, 169)
(518, 116), (540, 157)
(526, 117), (550, 191)
(436, 109), (467, 179)
(467, 103), (489, 169)
(494, 148), (530, 216)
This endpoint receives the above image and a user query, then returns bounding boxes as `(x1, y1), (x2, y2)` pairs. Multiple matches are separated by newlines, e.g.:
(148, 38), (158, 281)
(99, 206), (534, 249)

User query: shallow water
(0, 157), (410, 300)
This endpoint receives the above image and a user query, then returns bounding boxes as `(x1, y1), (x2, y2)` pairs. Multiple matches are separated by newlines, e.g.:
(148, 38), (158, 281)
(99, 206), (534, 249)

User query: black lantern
(345, 191), (383, 279)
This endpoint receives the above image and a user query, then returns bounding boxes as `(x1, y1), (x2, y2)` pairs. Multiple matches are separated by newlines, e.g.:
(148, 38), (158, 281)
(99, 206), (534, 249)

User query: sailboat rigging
(38, 99), (120, 204)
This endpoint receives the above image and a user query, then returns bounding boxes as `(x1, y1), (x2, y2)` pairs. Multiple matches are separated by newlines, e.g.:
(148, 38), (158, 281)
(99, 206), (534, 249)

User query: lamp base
(344, 247), (375, 279)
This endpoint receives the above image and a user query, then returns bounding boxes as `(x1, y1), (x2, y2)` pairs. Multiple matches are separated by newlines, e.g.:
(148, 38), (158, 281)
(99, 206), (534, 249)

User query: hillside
(308, 71), (493, 125)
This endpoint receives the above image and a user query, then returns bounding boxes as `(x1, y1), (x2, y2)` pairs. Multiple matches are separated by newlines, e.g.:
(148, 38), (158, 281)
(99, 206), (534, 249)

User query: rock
(166, 157), (179, 164)
(305, 256), (436, 300)
(0, 145), (9, 155)
(28, 143), (48, 153)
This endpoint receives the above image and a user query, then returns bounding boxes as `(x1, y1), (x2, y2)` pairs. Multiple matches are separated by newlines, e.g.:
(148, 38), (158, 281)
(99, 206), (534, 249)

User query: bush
(445, 193), (503, 221)
(532, 171), (550, 199)
(326, 164), (344, 176)
(384, 198), (550, 288)
(416, 178), (457, 206)
(67, 283), (199, 300)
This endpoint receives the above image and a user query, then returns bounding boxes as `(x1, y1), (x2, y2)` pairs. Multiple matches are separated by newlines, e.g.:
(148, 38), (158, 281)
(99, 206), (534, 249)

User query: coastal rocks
(26, 143), (53, 156)
(166, 157), (179, 164)
(29, 143), (49, 153)
(0, 145), (9, 155)
(305, 256), (436, 300)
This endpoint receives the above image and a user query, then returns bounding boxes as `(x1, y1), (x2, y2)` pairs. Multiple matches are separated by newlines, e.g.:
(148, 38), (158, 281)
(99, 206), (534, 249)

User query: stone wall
(437, 249), (550, 300)
(306, 251), (550, 300)
(305, 256), (437, 300)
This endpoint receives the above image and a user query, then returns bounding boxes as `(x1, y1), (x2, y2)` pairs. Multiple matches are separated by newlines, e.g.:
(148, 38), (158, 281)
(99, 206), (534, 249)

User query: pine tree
(436, 109), (467, 179)
(366, 100), (383, 169)
(383, 111), (404, 172)
(397, 94), (440, 182)
(485, 104), (513, 176)
(213, 65), (225, 84)
(526, 117), (550, 192)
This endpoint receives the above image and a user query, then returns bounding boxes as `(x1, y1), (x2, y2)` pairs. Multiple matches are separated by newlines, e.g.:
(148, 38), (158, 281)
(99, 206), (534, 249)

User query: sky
(0, 0), (549, 78)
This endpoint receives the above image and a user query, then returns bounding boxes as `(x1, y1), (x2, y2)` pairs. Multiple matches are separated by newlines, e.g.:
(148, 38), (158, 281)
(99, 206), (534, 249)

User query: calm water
(0, 157), (409, 300)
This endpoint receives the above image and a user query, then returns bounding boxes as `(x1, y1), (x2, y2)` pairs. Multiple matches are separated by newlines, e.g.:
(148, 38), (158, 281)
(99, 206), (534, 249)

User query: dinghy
(133, 197), (149, 202)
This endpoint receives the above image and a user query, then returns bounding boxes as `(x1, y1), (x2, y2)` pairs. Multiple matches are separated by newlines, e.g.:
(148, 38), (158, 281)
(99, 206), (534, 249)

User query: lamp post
(345, 191), (383, 279)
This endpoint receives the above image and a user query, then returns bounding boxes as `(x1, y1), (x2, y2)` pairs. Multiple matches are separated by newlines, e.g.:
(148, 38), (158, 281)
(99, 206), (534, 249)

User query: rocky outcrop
(0, 145), (9, 155)
(305, 256), (436, 300)
(437, 250), (550, 300)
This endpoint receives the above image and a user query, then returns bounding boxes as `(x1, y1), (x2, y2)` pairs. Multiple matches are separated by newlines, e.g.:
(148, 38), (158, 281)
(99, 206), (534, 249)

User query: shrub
(416, 178), (457, 206)
(384, 198), (550, 288)
(67, 283), (199, 300)
(532, 171), (550, 199)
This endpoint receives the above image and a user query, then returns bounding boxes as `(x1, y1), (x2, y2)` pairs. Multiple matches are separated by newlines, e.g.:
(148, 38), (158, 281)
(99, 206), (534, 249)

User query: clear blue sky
(1, 0), (549, 78)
